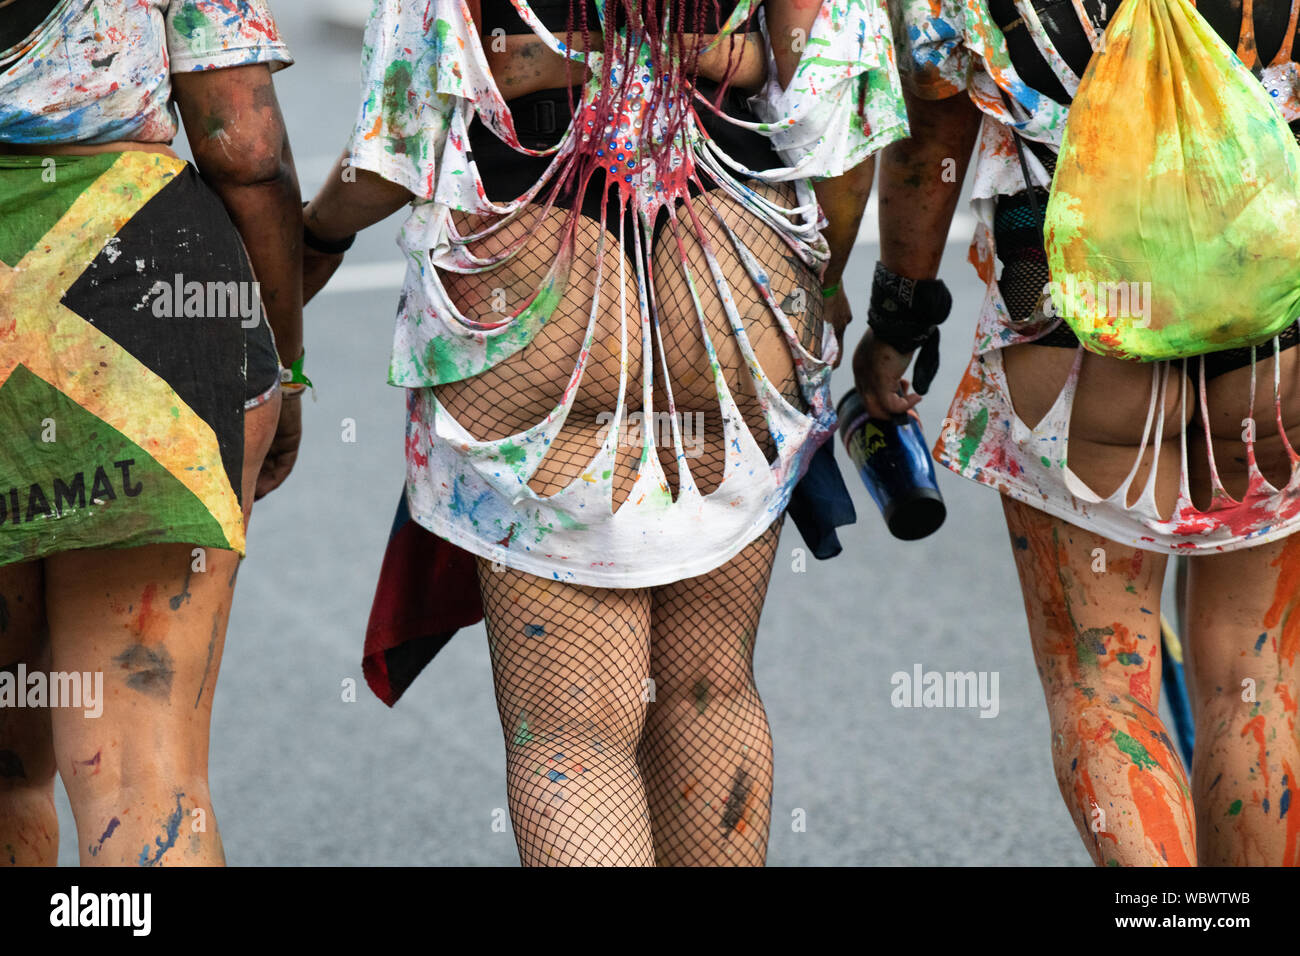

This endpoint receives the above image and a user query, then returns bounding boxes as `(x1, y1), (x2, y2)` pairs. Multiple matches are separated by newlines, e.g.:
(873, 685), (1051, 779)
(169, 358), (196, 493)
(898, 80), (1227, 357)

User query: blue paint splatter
(524, 624), (545, 637)
(1254, 633), (1268, 654)
(88, 817), (120, 858)
(138, 793), (185, 866)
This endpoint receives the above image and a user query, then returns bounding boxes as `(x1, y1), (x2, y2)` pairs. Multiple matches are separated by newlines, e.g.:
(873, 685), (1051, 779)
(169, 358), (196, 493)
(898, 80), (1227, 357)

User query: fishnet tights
(476, 520), (781, 866)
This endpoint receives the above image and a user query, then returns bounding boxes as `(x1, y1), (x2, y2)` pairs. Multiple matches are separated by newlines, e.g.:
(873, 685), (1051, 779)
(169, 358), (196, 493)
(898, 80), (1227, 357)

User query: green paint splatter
(1076, 625), (1112, 665)
(498, 441), (527, 466)
(1113, 729), (1159, 771)
(513, 717), (535, 747)
(1227, 800), (1243, 816)
(956, 406), (989, 470)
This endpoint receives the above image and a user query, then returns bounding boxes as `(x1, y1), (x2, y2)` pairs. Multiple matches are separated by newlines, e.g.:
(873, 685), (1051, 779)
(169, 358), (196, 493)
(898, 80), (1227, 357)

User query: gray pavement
(48, 6), (1108, 865)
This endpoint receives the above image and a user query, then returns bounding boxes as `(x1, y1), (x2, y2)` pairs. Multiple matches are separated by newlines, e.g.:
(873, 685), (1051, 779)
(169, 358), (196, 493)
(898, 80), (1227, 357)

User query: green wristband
(280, 349), (314, 389)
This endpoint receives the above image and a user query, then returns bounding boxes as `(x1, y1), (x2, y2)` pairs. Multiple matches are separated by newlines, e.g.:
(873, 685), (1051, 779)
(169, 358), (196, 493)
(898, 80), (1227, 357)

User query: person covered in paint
(857, 0), (1300, 865)
(0, 0), (303, 865)
(300, 0), (906, 865)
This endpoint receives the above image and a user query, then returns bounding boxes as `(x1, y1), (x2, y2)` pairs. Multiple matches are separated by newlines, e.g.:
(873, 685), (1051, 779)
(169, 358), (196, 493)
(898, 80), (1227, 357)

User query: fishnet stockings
(639, 519), (780, 865)
(476, 520), (781, 866)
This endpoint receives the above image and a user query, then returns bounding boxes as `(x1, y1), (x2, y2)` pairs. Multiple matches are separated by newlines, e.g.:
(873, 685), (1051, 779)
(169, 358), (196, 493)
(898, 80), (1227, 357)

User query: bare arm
(172, 63), (304, 497)
(853, 87), (982, 418)
(301, 155), (415, 304)
(879, 90), (981, 279)
(173, 64), (303, 365)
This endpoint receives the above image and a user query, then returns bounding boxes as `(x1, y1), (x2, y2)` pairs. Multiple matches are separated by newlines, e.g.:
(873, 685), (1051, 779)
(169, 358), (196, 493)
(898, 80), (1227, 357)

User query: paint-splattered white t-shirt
(0, 0), (292, 145)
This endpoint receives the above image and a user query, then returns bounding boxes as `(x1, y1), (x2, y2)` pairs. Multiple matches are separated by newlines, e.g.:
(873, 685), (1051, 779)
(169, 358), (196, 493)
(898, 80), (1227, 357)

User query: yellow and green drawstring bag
(1044, 0), (1300, 361)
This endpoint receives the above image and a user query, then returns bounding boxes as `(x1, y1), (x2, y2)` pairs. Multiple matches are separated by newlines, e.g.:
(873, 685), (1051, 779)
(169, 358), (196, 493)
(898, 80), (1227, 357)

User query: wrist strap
(866, 262), (952, 395)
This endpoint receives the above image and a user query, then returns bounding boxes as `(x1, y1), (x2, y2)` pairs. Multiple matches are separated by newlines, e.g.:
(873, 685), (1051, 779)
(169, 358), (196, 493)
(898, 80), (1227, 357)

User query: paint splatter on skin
(113, 643), (175, 699)
(0, 750), (26, 780)
(72, 751), (101, 776)
(1113, 729), (1159, 772)
(194, 617), (218, 709)
(523, 623), (545, 637)
(721, 768), (751, 832)
(88, 817), (120, 858)
(1006, 507), (1195, 865)
(169, 567), (193, 611)
(138, 793), (185, 867)
(693, 678), (710, 714)
(129, 584), (169, 643)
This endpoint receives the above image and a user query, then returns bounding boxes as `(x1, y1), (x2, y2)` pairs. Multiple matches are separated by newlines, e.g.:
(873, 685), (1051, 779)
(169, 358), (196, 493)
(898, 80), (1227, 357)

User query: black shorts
(0, 151), (279, 562)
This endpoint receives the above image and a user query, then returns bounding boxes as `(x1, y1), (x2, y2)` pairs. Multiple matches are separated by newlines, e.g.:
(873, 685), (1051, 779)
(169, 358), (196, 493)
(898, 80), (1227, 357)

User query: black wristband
(302, 201), (356, 254)
(866, 262), (953, 396)
(866, 261), (952, 353)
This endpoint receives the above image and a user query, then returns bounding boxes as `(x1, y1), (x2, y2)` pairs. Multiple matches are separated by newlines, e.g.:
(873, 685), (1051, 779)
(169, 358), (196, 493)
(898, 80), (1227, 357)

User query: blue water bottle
(837, 390), (946, 540)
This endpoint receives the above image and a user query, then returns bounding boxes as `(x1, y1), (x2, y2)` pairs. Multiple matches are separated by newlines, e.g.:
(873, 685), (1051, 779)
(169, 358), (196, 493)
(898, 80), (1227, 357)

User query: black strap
(999, 89), (1047, 223)
(866, 262), (952, 395)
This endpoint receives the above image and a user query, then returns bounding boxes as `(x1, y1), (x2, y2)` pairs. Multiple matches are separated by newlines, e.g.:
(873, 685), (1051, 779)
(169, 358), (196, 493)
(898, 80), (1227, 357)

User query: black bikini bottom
(466, 77), (783, 264)
(993, 187), (1300, 381)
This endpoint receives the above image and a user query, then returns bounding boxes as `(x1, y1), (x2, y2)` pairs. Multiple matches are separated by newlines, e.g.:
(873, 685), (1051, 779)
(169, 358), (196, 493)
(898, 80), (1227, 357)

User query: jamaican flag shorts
(0, 150), (281, 566)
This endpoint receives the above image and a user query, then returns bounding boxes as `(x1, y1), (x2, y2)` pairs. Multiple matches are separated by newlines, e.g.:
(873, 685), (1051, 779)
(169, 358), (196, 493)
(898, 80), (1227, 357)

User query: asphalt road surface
(47, 4), (1172, 865)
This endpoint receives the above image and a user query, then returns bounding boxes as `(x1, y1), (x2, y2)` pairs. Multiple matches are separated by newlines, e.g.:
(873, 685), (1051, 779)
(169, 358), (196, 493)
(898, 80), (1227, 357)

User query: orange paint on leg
(1127, 764), (1192, 866)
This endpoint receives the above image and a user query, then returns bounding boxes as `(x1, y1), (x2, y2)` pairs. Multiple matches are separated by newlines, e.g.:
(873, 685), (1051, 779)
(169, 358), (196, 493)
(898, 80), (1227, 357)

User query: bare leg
(1185, 537), (1300, 865)
(0, 561), (57, 866)
(41, 392), (278, 866)
(1001, 496), (1194, 865)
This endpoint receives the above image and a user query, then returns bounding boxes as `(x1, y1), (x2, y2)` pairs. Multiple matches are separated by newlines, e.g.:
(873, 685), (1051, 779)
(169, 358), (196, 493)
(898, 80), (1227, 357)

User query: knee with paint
(505, 705), (642, 763)
(73, 781), (219, 866)
(0, 746), (58, 866)
(656, 671), (751, 721)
